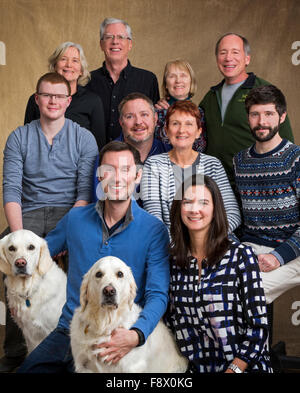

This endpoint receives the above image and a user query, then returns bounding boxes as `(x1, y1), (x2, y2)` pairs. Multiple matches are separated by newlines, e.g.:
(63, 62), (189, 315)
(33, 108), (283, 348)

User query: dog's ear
(128, 276), (137, 309)
(0, 237), (12, 275)
(38, 238), (53, 276)
(79, 273), (89, 312)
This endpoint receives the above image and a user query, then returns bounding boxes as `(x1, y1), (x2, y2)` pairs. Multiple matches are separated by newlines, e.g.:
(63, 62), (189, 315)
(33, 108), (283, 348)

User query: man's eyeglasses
(102, 34), (131, 42)
(37, 93), (70, 100)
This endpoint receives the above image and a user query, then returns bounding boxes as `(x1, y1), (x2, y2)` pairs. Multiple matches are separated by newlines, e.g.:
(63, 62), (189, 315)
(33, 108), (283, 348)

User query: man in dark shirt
(87, 17), (160, 143)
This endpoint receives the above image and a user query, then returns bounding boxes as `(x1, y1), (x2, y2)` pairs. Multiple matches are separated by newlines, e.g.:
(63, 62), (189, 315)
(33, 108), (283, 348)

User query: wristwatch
(228, 363), (243, 373)
(130, 327), (145, 347)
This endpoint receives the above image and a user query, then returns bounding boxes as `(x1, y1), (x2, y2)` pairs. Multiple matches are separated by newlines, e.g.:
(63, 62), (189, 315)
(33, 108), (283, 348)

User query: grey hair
(100, 17), (132, 40)
(48, 41), (90, 86)
(215, 33), (251, 56)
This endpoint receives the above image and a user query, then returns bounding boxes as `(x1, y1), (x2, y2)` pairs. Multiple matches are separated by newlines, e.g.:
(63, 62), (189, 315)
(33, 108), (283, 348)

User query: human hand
(224, 358), (247, 373)
(95, 328), (139, 364)
(224, 368), (235, 373)
(258, 253), (280, 272)
(154, 99), (170, 110)
(73, 200), (88, 208)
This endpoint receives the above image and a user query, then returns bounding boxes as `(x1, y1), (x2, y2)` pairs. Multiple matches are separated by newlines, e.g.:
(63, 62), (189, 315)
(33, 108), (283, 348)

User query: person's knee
(17, 328), (73, 373)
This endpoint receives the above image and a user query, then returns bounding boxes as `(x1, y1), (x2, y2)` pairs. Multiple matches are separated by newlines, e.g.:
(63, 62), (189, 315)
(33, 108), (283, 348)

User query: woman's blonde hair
(48, 42), (90, 87)
(162, 59), (197, 99)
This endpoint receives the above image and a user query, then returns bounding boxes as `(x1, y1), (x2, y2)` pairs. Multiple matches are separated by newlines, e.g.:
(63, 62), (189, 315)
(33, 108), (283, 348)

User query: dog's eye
(28, 244), (35, 250)
(8, 245), (16, 252)
(95, 271), (103, 278)
(117, 271), (124, 278)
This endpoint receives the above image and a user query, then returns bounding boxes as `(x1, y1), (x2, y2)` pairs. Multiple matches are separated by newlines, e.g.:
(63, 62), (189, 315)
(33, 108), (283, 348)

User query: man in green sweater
(200, 33), (294, 187)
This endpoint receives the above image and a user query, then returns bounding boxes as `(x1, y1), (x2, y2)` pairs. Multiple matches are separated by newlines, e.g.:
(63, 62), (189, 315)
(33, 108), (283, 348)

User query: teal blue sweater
(46, 199), (170, 340)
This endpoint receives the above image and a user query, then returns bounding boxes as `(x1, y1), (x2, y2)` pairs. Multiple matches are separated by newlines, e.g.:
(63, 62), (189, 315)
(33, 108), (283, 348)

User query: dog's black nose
(103, 285), (116, 297)
(15, 258), (27, 268)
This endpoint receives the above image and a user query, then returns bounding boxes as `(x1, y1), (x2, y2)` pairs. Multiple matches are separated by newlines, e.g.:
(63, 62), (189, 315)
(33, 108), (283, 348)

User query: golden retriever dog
(70, 256), (188, 373)
(0, 229), (66, 353)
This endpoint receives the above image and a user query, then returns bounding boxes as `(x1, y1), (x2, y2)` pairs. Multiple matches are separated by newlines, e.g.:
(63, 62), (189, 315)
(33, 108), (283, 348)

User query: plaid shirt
(167, 242), (272, 373)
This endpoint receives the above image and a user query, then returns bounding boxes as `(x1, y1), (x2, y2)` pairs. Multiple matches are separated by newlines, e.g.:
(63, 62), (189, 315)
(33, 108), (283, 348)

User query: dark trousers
(17, 328), (74, 373)
(1, 206), (71, 359)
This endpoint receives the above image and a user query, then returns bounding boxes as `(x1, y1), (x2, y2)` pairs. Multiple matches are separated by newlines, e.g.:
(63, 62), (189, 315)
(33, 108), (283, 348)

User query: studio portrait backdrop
(0, 0), (299, 363)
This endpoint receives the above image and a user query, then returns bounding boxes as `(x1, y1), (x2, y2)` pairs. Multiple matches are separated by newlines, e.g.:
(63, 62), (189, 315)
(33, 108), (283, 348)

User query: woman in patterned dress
(167, 174), (272, 373)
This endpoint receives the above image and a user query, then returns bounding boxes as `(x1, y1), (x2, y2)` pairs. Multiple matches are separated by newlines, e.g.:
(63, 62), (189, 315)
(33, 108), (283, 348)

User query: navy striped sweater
(234, 139), (300, 264)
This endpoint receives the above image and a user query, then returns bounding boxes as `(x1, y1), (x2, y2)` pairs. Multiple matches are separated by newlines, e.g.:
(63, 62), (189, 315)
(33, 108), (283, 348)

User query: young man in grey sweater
(0, 72), (98, 372)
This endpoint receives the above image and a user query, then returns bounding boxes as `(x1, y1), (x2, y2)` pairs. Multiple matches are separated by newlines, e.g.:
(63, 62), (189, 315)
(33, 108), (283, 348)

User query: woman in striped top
(167, 174), (272, 373)
(140, 101), (241, 232)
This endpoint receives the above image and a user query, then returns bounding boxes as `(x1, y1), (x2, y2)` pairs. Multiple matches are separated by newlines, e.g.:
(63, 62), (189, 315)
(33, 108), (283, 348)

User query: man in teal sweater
(18, 141), (170, 373)
(200, 33), (294, 186)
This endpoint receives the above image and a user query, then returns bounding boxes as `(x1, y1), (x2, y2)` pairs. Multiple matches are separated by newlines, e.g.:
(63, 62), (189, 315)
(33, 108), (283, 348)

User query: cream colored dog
(0, 229), (66, 353)
(70, 256), (188, 373)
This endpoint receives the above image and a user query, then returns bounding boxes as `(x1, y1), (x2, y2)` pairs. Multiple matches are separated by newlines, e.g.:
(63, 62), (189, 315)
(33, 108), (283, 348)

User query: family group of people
(1, 17), (299, 374)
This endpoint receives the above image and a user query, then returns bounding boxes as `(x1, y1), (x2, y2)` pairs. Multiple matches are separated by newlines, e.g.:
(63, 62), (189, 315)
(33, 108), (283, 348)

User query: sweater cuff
(272, 242), (297, 264)
(130, 327), (145, 347)
(270, 250), (284, 266)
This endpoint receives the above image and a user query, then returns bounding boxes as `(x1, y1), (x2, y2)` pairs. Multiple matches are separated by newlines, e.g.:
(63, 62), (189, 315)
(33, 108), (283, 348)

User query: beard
(250, 123), (280, 142)
(125, 131), (153, 145)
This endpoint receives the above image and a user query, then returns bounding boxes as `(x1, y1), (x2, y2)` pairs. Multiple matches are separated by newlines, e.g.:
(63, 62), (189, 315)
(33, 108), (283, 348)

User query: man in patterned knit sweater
(233, 85), (300, 304)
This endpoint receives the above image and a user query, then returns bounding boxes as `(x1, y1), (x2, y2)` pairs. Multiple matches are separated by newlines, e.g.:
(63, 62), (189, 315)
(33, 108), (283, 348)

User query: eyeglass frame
(101, 34), (132, 42)
(36, 93), (70, 100)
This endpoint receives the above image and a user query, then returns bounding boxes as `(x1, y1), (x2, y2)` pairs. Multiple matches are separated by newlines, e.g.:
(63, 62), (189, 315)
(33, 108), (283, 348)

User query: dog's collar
(18, 293), (32, 307)
(14, 284), (40, 308)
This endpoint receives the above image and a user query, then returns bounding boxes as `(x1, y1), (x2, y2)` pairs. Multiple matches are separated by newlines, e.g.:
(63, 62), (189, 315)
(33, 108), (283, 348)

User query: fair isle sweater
(140, 152), (241, 232)
(233, 139), (300, 264)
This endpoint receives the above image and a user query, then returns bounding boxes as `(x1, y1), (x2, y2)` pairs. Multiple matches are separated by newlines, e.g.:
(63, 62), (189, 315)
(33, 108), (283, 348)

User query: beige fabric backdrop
(0, 0), (299, 358)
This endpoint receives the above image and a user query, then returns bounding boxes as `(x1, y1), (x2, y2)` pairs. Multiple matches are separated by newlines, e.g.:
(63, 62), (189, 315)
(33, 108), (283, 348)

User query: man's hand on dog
(95, 328), (139, 364)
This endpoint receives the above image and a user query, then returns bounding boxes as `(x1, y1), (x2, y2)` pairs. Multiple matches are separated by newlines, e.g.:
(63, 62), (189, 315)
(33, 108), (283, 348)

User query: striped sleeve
(140, 153), (174, 229)
(201, 154), (241, 232)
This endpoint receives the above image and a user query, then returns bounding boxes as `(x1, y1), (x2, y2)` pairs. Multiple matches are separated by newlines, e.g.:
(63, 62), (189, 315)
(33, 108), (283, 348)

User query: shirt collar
(95, 199), (134, 241)
(115, 134), (165, 162)
(102, 60), (132, 80)
(168, 95), (192, 105)
(249, 138), (287, 158)
(95, 199), (134, 226)
(210, 72), (256, 91)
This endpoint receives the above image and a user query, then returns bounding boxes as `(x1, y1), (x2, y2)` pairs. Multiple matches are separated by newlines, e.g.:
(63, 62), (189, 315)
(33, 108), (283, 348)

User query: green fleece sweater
(200, 72), (294, 186)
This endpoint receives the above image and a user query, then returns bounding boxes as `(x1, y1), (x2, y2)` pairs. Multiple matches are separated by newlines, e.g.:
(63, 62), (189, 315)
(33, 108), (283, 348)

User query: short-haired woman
(141, 101), (240, 232)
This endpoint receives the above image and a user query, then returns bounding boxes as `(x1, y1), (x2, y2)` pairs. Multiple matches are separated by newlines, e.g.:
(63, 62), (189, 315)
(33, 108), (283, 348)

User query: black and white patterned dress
(167, 242), (273, 373)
